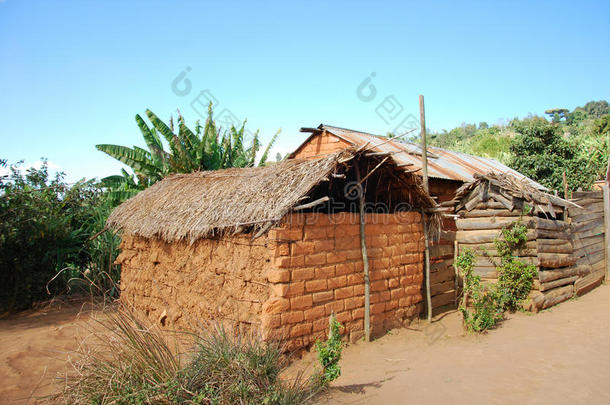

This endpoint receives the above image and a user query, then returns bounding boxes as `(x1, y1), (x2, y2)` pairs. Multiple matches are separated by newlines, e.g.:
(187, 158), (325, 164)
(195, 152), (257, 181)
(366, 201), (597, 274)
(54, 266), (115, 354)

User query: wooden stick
(419, 95), (429, 194)
(421, 208), (432, 323)
(346, 156), (390, 196)
(355, 164), (371, 342)
(603, 185), (610, 281)
(292, 196), (330, 211)
(89, 226), (109, 240)
(562, 171), (569, 200)
(361, 128), (418, 153)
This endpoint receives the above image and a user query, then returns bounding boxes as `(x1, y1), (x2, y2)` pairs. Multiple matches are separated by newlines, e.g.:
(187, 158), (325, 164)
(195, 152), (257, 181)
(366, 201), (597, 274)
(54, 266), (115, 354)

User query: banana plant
(96, 103), (280, 204)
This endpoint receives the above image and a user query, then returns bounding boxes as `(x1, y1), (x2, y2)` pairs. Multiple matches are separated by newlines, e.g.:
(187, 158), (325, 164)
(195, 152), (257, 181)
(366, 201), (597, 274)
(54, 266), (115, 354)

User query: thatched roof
(453, 172), (578, 217)
(107, 148), (436, 243)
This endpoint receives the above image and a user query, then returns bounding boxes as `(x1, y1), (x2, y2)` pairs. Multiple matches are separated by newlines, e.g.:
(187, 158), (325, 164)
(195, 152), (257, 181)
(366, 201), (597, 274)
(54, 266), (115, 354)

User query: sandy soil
(0, 298), (99, 404)
(311, 284), (610, 404)
(2, 286), (610, 404)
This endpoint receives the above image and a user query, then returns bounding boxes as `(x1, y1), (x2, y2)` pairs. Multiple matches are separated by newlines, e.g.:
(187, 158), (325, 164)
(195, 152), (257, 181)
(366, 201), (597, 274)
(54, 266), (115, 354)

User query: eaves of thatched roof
(106, 148), (436, 243)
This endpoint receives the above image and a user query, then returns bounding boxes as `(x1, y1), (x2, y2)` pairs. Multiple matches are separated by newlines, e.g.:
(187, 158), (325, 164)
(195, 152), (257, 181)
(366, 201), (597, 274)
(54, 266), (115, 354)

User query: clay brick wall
(117, 234), (272, 331)
(292, 131), (351, 159)
(262, 212), (424, 351)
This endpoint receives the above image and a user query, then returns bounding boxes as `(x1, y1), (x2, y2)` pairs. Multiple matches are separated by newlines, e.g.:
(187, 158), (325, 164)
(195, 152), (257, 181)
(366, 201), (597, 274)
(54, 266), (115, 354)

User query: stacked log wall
(568, 191), (606, 296)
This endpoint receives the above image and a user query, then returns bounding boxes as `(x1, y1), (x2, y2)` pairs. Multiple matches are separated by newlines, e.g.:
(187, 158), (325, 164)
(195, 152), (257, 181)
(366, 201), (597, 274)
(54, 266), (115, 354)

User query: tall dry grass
(55, 306), (321, 404)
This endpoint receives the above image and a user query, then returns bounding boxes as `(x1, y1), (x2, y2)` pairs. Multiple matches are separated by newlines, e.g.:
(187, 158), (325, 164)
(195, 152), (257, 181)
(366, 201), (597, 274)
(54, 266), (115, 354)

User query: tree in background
(508, 117), (602, 191)
(97, 104), (280, 204)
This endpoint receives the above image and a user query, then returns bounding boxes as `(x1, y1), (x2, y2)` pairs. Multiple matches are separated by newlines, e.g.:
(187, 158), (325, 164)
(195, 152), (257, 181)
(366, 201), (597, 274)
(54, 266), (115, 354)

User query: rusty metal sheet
(320, 125), (546, 190)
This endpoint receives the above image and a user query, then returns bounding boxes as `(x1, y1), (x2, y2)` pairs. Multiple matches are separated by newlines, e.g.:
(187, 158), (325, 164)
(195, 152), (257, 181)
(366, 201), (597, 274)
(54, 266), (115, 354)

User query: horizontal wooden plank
(430, 266), (455, 284)
(537, 240), (573, 254)
(429, 244), (454, 258)
(540, 275), (578, 291)
(575, 224), (604, 239)
(568, 211), (603, 224)
(461, 209), (519, 218)
(569, 202), (604, 216)
(456, 229), (536, 244)
(430, 258), (454, 272)
(431, 290), (455, 307)
(542, 284), (574, 309)
(456, 216), (528, 230)
(538, 253), (576, 268)
(539, 266), (579, 283)
(572, 218), (604, 233)
(536, 229), (571, 240)
(574, 269), (605, 296)
(535, 217), (569, 231)
(576, 251), (605, 267)
(572, 234), (604, 250)
(571, 191), (602, 199)
(431, 280), (454, 296)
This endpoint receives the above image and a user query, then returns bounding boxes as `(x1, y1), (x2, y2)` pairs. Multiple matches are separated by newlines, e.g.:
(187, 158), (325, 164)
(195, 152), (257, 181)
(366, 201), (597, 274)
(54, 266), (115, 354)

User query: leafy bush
(457, 249), (503, 332)
(57, 308), (321, 404)
(494, 214), (537, 311)
(0, 160), (120, 311)
(315, 314), (343, 386)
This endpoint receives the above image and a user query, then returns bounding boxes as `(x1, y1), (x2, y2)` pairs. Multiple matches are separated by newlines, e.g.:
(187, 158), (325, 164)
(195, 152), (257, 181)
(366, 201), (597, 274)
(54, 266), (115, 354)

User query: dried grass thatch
(453, 172), (578, 217)
(106, 148), (436, 243)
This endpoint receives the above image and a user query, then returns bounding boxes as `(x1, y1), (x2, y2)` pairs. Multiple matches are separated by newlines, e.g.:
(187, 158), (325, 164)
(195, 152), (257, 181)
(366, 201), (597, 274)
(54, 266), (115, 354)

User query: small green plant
(494, 208), (538, 311)
(457, 248), (503, 332)
(315, 314), (343, 386)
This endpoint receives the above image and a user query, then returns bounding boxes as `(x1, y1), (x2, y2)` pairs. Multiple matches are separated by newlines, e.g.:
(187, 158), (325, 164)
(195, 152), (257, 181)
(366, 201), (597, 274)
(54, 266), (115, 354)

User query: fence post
(602, 184), (610, 280)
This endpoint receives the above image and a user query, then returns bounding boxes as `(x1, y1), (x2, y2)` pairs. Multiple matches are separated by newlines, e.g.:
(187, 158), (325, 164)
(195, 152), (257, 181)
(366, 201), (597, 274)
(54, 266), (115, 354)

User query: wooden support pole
(355, 164), (371, 342)
(562, 171), (569, 200)
(421, 208), (432, 323)
(602, 183), (610, 280)
(419, 95), (429, 194)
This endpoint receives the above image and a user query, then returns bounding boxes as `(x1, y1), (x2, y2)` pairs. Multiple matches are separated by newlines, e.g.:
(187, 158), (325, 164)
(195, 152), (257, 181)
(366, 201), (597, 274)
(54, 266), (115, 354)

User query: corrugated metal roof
(316, 125), (547, 190)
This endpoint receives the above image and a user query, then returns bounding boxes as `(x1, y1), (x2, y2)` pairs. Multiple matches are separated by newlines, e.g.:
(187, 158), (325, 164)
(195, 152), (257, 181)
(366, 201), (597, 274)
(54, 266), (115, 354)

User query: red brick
(286, 281), (305, 297)
(291, 255), (305, 267)
(354, 284), (365, 295)
(352, 307), (364, 320)
(276, 228), (303, 241)
(291, 323), (312, 338)
(390, 288), (405, 300)
(388, 278), (400, 288)
(336, 262), (356, 276)
(336, 311), (352, 324)
(260, 314), (281, 328)
(347, 273), (363, 285)
(326, 251), (347, 264)
(325, 300), (344, 314)
(335, 225), (360, 238)
(312, 291), (333, 303)
(371, 280), (387, 292)
(292, 267), (315, 281)
(266, 269), (290, 283)
(270, 283), (289, 297)
(304, 305), (326, 321)
(327, 275), (347, 289)
(335, 236), (360, 251)
(313, 317), (328, 332)
(306, 279), (327, 292)
(262, 298), (290, 314)
(344, 296), (364, 310)
(385, 300), (399, 311)
(335, 286), (354, 300)
(292, 241), (314, 255)
(313, 239), (334, 252)
(304, 253), (326, 266)
(304, 226), (328, 240)
(345, 249), (362, 260)
(369, 235), (387, 248)
(290, 294), (313, 310)
(281, 311), (304, 324)
(315, 265), (335, 279)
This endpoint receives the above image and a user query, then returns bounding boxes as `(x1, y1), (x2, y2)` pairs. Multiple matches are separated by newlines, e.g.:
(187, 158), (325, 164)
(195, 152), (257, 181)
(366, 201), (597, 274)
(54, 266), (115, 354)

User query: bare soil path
(312, 284), (610, 404)
(2, 286), (610, 404)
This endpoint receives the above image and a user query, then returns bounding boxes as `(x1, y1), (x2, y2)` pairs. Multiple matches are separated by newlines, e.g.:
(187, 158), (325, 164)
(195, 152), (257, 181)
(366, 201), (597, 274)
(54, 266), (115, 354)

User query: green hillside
(426, 100), (610, 192)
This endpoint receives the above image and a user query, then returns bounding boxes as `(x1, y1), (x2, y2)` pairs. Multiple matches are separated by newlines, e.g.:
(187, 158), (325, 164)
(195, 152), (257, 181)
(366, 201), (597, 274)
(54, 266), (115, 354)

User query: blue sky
(1, 0), (609, 182)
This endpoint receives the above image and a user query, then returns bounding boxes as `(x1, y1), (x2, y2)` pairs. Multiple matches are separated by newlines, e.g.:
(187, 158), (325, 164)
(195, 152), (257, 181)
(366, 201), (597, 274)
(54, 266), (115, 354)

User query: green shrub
(494, 212), (538, 311)
(314, 314), (343, 386)
(0, 160), (120, 311)
(457, 249), (503, 332)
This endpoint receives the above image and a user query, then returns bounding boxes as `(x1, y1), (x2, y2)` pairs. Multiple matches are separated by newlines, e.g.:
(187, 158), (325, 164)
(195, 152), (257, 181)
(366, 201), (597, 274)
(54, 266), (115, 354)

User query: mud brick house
(108, 148), (438, 351)
(289, 124), (546, 311)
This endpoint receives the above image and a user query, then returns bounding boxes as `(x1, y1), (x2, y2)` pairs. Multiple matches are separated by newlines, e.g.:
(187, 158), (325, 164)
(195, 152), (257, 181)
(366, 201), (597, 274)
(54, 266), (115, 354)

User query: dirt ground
(2, 286), (610, 404)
